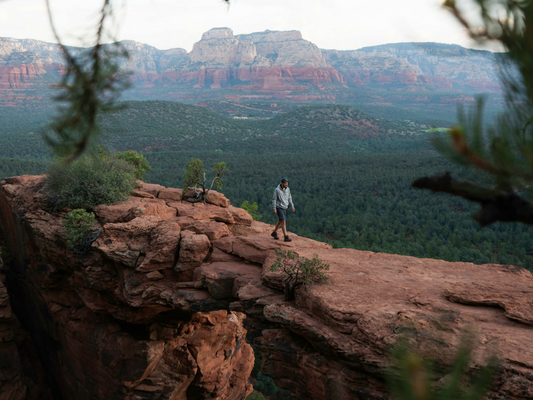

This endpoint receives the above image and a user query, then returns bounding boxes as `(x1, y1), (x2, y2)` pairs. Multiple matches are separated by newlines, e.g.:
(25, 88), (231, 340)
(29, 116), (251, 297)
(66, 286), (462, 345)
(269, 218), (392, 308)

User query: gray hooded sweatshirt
(272, 184), (294, 210)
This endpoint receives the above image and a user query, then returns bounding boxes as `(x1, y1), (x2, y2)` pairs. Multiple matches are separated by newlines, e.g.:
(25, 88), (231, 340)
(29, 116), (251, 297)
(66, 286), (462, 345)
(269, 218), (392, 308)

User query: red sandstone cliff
(0, 31), (504, 108)
(1, 175), (532, 399)
(0, 176), (254, 400)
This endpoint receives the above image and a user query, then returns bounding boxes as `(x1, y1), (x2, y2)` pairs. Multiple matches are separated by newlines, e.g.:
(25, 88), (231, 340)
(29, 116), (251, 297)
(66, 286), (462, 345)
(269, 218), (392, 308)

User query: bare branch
(412, 172), (533, 226)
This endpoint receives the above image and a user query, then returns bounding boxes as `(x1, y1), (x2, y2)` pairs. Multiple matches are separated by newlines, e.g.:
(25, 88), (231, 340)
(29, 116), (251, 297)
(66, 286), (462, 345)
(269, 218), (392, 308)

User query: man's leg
(272, 213), (283, 239)
(281, 220), (287, 236)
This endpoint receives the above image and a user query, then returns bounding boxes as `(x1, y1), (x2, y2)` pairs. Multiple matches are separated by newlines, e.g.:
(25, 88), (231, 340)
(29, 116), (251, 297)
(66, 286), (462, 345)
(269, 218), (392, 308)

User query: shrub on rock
(45, 156), (137, 210)
(270, 249), (329, 301)
(115, 150), (152, 181)
(62, 209), (100, 251)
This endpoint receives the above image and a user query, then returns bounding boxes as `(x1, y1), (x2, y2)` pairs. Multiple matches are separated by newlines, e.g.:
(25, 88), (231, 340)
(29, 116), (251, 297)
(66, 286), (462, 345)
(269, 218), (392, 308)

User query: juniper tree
(183, 159), (228, 203)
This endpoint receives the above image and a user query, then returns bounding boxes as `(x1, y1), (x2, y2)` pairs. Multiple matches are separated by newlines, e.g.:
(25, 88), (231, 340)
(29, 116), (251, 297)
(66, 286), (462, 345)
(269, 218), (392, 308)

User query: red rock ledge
(0, 175), (532, 400)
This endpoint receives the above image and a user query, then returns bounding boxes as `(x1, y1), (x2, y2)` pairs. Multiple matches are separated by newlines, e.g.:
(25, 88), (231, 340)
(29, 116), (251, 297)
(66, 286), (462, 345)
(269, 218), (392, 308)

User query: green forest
(1, 100), (531, 270)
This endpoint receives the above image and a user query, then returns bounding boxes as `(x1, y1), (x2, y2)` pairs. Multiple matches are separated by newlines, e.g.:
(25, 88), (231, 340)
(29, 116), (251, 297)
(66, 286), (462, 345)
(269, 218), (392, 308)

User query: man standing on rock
(271, 178), (295, 242)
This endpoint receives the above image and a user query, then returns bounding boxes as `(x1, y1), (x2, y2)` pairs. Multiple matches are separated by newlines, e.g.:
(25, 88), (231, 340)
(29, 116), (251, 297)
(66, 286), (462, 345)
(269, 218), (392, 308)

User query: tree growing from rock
(183, 158), (228, 203)
(270, 249), (329, 301)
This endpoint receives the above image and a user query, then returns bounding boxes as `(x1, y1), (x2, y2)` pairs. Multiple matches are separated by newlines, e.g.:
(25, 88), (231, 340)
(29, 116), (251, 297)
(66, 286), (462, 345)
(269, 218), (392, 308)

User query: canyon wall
(0, 176), (255, 400)
(1, 175), (532, 399)
(322, 42), (502, 91)
(0, 29), (504, 107)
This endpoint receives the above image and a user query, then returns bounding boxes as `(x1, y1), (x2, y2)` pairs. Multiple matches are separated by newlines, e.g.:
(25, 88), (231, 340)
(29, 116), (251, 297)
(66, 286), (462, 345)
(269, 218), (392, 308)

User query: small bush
(116, 150), (151, 180)
(45, 156), (137, 210)
(241, 201), (261, 220)
(270, 249), (329, 301)
(62, 209), (99, 251)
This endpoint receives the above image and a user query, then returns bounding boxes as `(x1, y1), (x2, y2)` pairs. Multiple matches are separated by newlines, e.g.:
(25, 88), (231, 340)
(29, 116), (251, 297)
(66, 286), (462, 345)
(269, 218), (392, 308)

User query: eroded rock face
(321, 42), (501, 91)
(0, 244), (52, 400)
(0, 176), (254, 400)
(1, 30), (502, 106)
(259, 249), (533, 399)
(0, 247), (27, 400)
(1, 175), (532, 400)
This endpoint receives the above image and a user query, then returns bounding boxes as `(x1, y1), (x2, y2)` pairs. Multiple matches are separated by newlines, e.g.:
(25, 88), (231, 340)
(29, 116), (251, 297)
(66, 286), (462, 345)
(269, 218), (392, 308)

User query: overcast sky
(0, 0), (498, 52)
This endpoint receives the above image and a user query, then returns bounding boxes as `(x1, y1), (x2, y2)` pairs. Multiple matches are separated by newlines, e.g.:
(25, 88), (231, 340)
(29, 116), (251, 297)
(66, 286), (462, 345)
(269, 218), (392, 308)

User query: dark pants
(276, 207), (287, 221)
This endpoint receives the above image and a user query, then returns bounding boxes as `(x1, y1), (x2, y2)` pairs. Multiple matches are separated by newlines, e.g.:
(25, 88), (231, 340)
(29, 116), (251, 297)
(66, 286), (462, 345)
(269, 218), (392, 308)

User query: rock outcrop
(0, 31), (504, 107)
(0, 176), (254, 400)
(1, 175), (532, 400)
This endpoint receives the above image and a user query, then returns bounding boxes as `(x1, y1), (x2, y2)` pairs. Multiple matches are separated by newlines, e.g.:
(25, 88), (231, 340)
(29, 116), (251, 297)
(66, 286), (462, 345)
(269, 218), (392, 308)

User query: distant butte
(0, 29), (503, 107)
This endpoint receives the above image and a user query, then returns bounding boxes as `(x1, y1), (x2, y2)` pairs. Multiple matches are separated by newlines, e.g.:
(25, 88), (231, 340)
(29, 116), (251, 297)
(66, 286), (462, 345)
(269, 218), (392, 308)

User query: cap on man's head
(281, 177), (289, 183)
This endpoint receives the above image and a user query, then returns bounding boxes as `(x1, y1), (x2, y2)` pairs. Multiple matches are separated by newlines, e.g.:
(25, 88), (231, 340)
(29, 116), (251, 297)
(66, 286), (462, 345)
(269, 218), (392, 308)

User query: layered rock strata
(1, 175), (532, 399)
(0, 30), (503, 107)
(322, 42), (502, 92)
(0, 176), (254, 400)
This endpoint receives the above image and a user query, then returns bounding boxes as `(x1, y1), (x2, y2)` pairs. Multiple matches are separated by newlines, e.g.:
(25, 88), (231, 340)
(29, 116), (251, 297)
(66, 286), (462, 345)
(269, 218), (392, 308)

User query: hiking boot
(271, 231), (279, 240)
(284, 235), (292, 242)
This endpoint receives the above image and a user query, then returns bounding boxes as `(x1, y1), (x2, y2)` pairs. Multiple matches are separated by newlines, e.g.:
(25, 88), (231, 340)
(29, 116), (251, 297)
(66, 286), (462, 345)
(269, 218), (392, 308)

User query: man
(271, 177), (295, 242)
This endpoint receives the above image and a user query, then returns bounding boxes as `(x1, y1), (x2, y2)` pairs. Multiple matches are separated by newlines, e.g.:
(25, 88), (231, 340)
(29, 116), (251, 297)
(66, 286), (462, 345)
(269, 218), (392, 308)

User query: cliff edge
(0, 175), (532, 399)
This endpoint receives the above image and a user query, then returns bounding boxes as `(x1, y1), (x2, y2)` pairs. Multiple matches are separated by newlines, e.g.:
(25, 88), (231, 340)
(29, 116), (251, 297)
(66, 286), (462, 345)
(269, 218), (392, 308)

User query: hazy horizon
(0, 0), (504, 53)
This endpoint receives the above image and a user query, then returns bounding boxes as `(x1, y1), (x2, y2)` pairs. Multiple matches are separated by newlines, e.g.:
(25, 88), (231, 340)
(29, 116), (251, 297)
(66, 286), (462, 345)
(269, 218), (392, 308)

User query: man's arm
(289, 190), (295, 211)
(272, 188), (278, 212)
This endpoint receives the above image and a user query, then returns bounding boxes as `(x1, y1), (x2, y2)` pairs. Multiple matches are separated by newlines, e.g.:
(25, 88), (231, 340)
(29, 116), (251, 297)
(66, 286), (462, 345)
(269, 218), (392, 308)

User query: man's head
(280, 177), (289, 188)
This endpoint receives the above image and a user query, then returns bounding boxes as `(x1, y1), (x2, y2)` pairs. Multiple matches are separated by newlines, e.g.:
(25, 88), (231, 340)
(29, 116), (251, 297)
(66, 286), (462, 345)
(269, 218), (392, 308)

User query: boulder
(204, 204), (235, 224)
(178, 232), (210, 265)
(146, 271), (164, 280)
(95, 197), (176, 224)
(208, 248), (244, 263)
(183, 221), (231, 241)
(158, 187), (184, 202)
(136, 181), (165, 197)
(93, 216), (158, 267)
(228, 205), (253, 226)
(131, 189), (156, 199)
(205, 190), (230, 208)
(168, 201), (235, 224)
(136, 218), (181, 272)
(167, 201), (208, 219)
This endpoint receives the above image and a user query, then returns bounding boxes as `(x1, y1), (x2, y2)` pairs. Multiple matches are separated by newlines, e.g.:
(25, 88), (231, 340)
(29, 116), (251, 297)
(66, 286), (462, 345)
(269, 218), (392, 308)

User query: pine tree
(413, 1), (533, 227)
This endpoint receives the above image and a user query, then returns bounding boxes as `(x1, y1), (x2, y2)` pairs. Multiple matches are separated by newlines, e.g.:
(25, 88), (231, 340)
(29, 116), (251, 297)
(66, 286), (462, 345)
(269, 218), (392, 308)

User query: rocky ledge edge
(0, 175), (532, 400)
